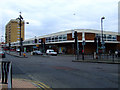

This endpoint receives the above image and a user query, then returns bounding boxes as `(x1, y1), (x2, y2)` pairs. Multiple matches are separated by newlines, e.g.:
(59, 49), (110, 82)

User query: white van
(46, 49), (57, 56)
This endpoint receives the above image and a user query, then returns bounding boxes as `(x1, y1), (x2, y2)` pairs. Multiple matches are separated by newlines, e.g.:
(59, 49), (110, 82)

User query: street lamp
(16, 12), (29, 56)
(101, 16), (105, 55)
(16, 12), (24, 56)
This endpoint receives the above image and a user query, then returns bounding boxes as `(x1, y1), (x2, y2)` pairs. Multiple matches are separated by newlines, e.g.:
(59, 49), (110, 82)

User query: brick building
(11, 29), (120, 54)
(5, 19), (25, 43)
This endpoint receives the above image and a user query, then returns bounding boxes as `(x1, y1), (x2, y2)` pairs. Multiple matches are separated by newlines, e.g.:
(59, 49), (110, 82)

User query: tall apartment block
(5, 19), (24, 43)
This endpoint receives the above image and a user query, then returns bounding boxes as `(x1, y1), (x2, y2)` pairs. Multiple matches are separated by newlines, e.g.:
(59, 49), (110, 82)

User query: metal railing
(0, 61), (12, 88)
(75, 52), (120, 63)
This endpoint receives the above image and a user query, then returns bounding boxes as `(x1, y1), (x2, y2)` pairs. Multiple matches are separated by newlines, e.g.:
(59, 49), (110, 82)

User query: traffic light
(35, 39), (37, 43)
(74, 31), (77, 46)
(94, 36), (101, 45)
(21, 38), (23, 41)
(41, 39), (43, 44)
(98, 37), (101, 45)
(74, 31), (77, 54)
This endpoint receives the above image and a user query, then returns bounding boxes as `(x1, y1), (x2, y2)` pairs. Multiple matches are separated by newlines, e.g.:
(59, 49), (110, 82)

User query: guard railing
(0, 61), (12, 88)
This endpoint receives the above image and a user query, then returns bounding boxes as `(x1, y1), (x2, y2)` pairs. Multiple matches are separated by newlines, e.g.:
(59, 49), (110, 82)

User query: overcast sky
(0, 0), (119, 40)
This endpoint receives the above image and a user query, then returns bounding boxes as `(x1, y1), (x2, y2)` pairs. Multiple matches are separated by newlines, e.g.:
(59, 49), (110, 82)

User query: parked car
(16, 49), (20, 52)
(32, 50), (43, 55)
(46, 49), (57, 56)
(0, 51), (6, 58)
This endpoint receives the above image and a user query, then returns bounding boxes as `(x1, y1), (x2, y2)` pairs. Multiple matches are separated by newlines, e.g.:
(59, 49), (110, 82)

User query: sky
(0, 0), (119, 41)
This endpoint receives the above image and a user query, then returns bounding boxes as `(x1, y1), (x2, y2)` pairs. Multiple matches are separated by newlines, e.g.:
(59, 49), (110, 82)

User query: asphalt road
(2, 53), (119, 88)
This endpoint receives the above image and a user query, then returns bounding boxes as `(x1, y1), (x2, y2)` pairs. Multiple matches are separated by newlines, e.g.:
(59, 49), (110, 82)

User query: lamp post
(101, 16), (105, 55)
(16, 12), (29, 56)
(16, 12), (24, 56)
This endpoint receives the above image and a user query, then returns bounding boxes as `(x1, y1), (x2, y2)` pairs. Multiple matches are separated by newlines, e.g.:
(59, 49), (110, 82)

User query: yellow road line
(39, 82), (50, 88)
(14, 78), (51, 89)
(37, 83), (45, 88)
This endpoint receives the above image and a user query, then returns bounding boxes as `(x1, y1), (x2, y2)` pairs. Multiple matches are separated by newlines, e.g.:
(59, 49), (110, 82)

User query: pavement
(0, 79), (38, 89)
(6, 51), (28, 58)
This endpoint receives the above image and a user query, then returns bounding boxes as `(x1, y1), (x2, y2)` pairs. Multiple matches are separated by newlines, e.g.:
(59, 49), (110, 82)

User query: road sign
(101, 46), (105, 49)
(101, 41), (105, 45)
(82, 41), (86, 45)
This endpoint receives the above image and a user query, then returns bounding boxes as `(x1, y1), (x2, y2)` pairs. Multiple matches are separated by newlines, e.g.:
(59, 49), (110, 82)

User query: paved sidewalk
(6, 51), (28, 58)
(0, 79), (38, 89)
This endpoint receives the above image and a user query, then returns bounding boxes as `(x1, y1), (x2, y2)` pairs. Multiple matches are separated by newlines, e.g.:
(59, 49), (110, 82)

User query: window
(51, 36), (54, 42)
(58, 35), (62, 41)
(55, 36), (58, 42)
(63, 34), (67, 40)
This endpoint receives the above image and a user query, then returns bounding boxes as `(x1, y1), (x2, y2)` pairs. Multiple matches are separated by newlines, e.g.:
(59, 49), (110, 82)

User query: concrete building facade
(5, 19), (25, 43)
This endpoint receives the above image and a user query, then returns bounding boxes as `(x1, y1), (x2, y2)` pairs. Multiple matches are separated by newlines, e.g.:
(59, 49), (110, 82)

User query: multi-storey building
(5, 19), (24, 43)
(11, 29), (120, 54)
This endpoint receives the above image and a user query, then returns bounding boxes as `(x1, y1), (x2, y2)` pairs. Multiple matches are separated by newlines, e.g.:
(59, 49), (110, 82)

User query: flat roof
(23, 29), (119, 41)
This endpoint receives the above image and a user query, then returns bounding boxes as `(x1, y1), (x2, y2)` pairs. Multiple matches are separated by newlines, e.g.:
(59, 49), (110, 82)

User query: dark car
(0, 51), (6, 58)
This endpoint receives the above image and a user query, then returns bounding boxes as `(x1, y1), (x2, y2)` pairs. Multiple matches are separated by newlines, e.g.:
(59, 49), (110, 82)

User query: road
(2, 53), (119, 88)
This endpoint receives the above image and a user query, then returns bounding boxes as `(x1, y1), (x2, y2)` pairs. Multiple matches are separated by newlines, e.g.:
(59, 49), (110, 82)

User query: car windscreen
(49, 51), (54, 52)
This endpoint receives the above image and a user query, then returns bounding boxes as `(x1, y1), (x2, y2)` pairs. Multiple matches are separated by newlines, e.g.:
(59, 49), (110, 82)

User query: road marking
(33, 81), (52, 90)
(17, 78), (51, 89)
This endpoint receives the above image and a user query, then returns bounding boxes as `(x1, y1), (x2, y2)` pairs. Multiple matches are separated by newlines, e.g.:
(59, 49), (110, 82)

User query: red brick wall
(85, 33), (95, 40)
(67, 33), (74, 40)
(117, 35), (120, 41)
(67, 33), (82, 40)
(78, 33), (82, 40)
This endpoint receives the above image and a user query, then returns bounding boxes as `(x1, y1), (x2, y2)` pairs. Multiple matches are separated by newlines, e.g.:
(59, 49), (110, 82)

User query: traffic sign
(101, 41), (105, 44)
(101, 46), (105, 49)
(82, 41), (86, 45)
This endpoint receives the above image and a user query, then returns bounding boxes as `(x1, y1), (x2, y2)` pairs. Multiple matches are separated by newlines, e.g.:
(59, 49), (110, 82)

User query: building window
(63, 34), (67, 40)
(51, 36), (54, 42)
(55, 36), (58, 42)
(59, 35), (62, 40)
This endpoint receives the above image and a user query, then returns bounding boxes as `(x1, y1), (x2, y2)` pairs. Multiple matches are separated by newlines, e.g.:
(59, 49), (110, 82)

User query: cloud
(0, 0), (119, 40)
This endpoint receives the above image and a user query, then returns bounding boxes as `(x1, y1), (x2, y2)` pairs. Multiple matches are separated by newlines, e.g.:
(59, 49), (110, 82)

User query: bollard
(1, 62), (4, 83)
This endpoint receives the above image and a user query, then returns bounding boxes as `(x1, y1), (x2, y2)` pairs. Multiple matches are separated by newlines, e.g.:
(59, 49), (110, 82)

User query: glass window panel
(63, 34), (67, 40)
(59, 35), (62, 40)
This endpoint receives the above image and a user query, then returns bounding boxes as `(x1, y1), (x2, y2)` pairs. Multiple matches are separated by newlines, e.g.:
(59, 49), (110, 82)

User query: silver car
(32, 50), (43, 55)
